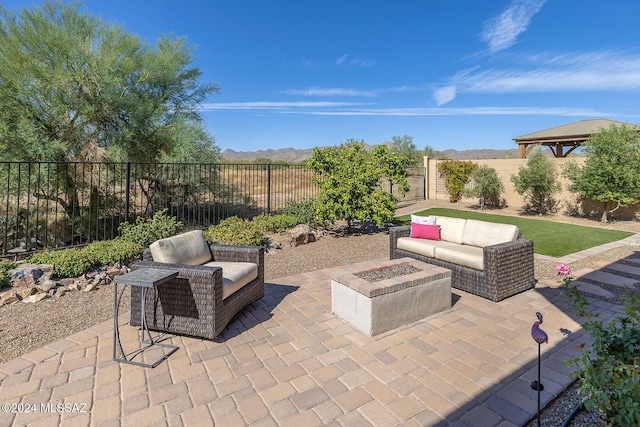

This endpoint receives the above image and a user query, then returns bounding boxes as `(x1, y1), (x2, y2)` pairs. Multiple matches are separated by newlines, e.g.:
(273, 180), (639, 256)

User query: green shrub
(511, 149), (561, 213)
(204, 216), (264, 246)
(252, 213), (299, 233)
(0, 261), (16, 287)
(118, 209), (182, 247)
(83, 239), (144, 266)
(561, 269), (640, 425)
(280, 199), (322, 228)
(438, 160), (477, 202)
(27, 249), (97, 278)
(465, 165), (505, 210)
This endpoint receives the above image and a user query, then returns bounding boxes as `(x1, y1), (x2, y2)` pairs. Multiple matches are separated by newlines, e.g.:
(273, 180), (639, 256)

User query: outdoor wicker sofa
(390, 215), (535, 302)
(130, 230), (264, 340)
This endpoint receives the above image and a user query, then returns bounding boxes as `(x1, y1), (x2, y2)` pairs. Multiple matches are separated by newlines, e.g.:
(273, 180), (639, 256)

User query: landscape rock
(287, 224), (316, 247)
(0, 290), (19, 306)
(22, 293), (49, 304)
(37, 279), (59, 293)
(16, 287), (38, 300)
(106, 264), (128, 277)
(10, 264), (48, 287)
(1, 260), (125, 306)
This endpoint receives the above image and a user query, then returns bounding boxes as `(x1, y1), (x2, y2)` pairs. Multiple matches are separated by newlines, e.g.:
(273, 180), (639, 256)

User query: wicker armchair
(130, 239), (264, 340)
(390, 225), (535, 302)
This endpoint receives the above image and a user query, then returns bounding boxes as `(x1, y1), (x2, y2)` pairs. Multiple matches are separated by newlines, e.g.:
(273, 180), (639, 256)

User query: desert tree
(308, 140), (409, 233)
(389, 135), (422, 167)
(422, 144), (447, 160)
(465, 165), (504, 210)
(0, 1), (220, 234)
(564, 124), (640, 223)
(511, 149), (561, 213)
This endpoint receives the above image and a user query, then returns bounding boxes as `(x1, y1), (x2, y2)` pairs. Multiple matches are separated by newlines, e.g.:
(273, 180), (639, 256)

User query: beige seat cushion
(397, 237), (459, 258)
(435, 245), (484, 270)
(461, 219), (519, 248)
(203, 261), (258, 299)
(432, 216), (467, 244)
(149, 230), (212, 265)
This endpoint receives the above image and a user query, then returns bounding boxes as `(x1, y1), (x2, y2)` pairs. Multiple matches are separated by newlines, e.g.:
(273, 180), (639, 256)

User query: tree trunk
(601, 201), (609, 224)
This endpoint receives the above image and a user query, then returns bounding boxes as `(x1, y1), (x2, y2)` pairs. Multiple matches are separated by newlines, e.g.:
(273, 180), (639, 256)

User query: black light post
(530, 311), (548, 427)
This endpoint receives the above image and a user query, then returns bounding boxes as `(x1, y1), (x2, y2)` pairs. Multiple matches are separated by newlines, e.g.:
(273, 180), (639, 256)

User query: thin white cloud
(481, 0), (547, 53)
(348, 57), (376, 67)
(334, 54), (376, 67)
(433, 50), (640, 105)
(297, 106), (610, 117)
(454, 51), (640, 93)
(281, 86), (424, 98)
(200, 101), (368, 110)
(433, 86), (457, 106)
(200, 102), (614, 118)
(281, 88), (379, 97)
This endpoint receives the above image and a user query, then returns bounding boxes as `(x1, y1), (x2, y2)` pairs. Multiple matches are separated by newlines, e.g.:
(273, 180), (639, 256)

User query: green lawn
(397, 208), (634, 258)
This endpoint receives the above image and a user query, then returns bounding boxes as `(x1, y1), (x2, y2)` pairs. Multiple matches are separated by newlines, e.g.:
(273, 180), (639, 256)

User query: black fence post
(267, 164), (271, 214)
(124, 162), (131, 223)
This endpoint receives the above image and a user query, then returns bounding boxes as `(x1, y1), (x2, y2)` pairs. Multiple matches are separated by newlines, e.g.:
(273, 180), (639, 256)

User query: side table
(113, 267), (180, 368)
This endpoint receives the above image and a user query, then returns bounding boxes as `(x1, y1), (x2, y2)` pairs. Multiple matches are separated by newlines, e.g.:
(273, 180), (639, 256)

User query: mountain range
(221, 147), (519, 163)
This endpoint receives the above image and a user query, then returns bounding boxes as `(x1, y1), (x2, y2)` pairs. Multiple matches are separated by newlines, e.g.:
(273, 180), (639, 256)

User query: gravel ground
(1, 201), (638, 426)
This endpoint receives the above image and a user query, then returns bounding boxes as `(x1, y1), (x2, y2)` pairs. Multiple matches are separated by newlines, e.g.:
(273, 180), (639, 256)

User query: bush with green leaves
(308, 140), (409, 233)
(279, 199), (322, 228)
(27, 249), (97, 278)
(438, 160), (477, 202)
(464, 165), (504, 210)
(0, 261), (16, 287)
(560, 267), (640, 425)
(83, 239), (145, 266)
(252, 213), (299, 234)
(204, 216), (264, 246)
(564, 124), (640, 223)
(118, 209), (183, 247)
(511, 149), (561, 213)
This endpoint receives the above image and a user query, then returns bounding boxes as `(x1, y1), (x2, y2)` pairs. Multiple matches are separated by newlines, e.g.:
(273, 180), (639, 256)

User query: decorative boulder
(287, 224), (316, 247)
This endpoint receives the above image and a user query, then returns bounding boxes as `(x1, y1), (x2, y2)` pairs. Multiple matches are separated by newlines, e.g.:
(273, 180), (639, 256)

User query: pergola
(513, 118), (639, 158)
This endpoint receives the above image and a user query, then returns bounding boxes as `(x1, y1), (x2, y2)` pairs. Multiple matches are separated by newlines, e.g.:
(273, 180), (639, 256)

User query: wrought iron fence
(0, 162), (424, 256)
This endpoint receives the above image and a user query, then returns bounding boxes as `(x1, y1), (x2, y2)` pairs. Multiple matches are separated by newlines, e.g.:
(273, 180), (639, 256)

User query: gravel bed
(355, 263), (420, 282)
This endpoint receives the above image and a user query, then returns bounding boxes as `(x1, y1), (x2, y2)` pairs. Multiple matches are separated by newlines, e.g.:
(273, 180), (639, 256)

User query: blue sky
(5, 1), (640, 153)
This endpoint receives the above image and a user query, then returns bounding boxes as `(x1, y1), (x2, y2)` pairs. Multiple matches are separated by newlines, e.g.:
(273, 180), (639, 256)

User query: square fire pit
(331, 258), (451, 336)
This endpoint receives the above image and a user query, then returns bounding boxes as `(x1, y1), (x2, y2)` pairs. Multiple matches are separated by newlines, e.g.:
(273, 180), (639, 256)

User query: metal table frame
(113, 267), (180, 368)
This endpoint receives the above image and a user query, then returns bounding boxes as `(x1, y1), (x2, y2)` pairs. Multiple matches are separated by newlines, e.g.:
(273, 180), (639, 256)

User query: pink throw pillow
(410, 223), (441, 240)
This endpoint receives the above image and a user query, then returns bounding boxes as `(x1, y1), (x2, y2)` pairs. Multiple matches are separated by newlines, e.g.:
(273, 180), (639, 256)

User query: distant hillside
(440, 148), (518, 160)
(221, 146), (519, 163)
(221, 147), (317, 163)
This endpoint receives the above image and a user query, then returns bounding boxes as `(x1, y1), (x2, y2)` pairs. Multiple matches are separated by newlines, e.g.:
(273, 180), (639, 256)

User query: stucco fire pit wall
(331, 258), (452, 336)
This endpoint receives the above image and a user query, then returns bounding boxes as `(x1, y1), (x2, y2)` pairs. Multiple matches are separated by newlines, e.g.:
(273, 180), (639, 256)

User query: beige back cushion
(433, 216), (467, 244)
(149, 230), (212, 265)
(461, 219), (519, 248)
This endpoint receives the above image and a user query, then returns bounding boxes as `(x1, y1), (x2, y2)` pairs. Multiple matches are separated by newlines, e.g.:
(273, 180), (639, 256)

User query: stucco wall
(423, 156), (640, 219)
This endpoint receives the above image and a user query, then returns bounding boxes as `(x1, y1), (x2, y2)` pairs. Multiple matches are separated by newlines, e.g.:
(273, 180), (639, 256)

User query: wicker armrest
(389, 225), (411, 258)
(131, 260), (224, 304)
(483, 238), (535, 299)
(209, 244), (264, 265)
